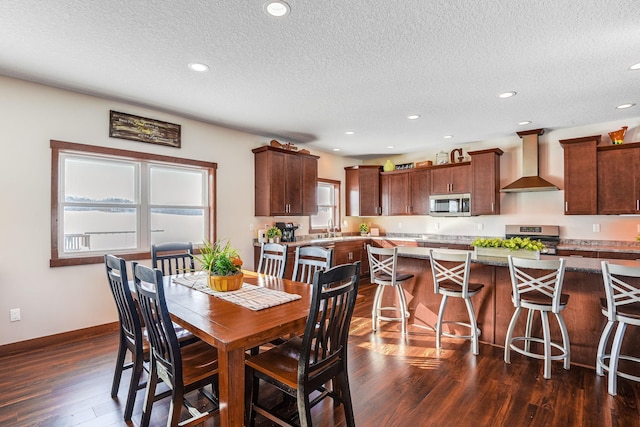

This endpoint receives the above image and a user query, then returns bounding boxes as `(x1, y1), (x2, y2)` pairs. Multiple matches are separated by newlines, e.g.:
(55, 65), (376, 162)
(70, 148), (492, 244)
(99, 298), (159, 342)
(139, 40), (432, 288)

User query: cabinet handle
(637, 200), (639, 211)
(565, 201), (568, 212)
(491, 202), (494, 212)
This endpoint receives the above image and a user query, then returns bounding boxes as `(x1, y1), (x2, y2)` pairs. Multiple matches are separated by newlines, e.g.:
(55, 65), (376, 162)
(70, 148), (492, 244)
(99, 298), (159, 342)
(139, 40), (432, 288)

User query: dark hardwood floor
(1, 282), (639, 426)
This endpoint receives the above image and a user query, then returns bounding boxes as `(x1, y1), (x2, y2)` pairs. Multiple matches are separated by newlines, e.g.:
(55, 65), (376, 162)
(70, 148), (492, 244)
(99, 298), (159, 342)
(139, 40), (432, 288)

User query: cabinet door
(284, 154), (303, 215)
(431, 163), (471, 194)
(451, 164), (471, 193)
(430, 168), (451, 194)
(268, 151), (288, 216)
(409, 168), (431, 215)
(345, 166), (381, 216)
(598, 147), (640, 214)
(384, 172), (410, 215)
(301, 155), (318, 215)
(559, 137), (598, 214)
(469, 149), (502, 215)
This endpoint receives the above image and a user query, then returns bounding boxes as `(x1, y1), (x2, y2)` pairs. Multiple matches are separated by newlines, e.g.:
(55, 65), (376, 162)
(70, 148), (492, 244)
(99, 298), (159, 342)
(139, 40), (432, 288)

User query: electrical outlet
(593, 224), (600, 233)
(10, 308), (20, 322)
(398, 222), (402, 229)
(637, 224), (640, 233)
(249, 223), (254, 231)
(435, 222), (440, 230)
(477, 223), (484, 231)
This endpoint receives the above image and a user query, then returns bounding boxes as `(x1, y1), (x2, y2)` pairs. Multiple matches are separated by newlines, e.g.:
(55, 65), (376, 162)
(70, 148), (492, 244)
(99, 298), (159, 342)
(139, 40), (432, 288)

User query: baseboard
(0, 322), (119, 356)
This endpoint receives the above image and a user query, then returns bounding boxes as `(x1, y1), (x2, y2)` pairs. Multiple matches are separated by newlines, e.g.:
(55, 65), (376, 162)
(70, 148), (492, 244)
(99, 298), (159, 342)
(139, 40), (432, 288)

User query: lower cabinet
(334, 240), (370, 277)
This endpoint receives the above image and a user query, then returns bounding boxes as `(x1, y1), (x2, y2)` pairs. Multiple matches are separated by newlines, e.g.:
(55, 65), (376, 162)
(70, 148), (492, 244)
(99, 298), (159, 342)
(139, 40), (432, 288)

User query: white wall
(361, 120), (640, 241)
(0, 76), (353, 346)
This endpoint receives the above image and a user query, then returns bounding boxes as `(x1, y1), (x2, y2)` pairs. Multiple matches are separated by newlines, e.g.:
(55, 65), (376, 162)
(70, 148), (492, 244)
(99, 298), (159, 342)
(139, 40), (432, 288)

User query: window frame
(50, 140), (217, 267)
(309, 178), (341, 234)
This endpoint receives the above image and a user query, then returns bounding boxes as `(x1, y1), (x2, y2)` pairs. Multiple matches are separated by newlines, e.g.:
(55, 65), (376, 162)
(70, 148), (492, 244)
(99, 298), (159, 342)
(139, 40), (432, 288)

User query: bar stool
(596, 261), (640, 395)
(429, 250), (484, 355)
(367, 245), (414, 335)
(505, 256), (569, 379)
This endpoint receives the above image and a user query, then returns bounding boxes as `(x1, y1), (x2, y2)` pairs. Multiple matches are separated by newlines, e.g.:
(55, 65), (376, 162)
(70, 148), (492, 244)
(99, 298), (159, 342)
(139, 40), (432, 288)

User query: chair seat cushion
(376, 272), (414, 283)
(439, 280), (484, 294)
(601, 298), (640, 320)
(180, 341), (219, 384)
(520, 291), (569, 307)
(246, 336), (302, 390)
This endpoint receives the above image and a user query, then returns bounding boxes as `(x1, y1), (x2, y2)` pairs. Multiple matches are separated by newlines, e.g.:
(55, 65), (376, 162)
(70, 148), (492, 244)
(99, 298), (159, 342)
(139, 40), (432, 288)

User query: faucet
(327, 218), (334, 238)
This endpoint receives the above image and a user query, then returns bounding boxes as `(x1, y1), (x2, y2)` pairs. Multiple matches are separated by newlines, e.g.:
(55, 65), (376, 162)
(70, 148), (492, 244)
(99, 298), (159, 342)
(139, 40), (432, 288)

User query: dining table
(160, 269), (312, 427)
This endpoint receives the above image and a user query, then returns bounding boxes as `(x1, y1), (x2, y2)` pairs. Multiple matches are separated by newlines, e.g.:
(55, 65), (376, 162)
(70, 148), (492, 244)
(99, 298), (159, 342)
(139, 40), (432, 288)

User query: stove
(505, 225), (560, 255)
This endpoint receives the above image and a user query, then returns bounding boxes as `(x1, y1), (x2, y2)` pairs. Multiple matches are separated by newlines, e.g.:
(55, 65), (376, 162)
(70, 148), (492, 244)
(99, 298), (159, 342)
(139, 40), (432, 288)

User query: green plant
(471, 237), (545, 252)
(359, 223), (369, 233)
(192, 239), (243, 276)
(266, 226), (282, 239)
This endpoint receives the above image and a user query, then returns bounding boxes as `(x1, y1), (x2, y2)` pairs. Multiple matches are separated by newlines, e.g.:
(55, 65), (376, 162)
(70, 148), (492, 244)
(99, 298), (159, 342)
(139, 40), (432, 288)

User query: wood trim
(559, 135), (602, 146)
(309, 178), (341, 234)
(467, 148), (504, 156)
(0, 322), (119, 356)
(251, 145), (319, 159)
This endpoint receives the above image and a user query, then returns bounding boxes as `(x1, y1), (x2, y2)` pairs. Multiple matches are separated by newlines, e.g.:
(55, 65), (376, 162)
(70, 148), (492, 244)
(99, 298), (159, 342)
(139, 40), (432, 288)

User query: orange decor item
(608, 126), (628, 144)
(208, 272), (243, 292)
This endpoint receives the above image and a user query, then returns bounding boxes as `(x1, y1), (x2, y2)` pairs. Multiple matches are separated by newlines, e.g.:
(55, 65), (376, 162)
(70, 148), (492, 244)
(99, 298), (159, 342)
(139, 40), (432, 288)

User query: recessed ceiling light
(345, 131), (355, 135)
(188, 63), (209, 72)
(264, 1), (290, 17)
(518, 121), (532, 125)
(617, 103), (636, 109)
(407, 115), (421, 120)
(387, 145), (395, 149)
(443, 135), (453, 139)
(332, 148), (341, 152)
(498, 91), (517, 98)
(629, 62), (640, 70)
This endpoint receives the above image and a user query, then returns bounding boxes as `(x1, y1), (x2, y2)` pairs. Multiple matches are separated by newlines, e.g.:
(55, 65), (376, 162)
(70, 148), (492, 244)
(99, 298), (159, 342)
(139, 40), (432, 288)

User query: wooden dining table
(161, 270), (312, 427)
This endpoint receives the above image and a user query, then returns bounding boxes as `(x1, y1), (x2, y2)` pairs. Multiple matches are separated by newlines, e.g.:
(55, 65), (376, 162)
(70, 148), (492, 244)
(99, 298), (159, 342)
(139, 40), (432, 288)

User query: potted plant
(192, 239), (244, 291)
(359, 223), (370, 236)
(266, 226), (282, 243)
(471, 237), (545, 260)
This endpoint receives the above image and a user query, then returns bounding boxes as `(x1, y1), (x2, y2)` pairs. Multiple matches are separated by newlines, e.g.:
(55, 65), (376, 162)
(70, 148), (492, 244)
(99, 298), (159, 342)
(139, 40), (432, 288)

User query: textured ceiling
(1, 0), (639, 159)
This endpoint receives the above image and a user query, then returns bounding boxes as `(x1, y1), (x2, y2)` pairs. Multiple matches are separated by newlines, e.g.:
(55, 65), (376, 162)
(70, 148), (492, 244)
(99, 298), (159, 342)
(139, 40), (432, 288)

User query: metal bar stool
(505, 256), (569, 379)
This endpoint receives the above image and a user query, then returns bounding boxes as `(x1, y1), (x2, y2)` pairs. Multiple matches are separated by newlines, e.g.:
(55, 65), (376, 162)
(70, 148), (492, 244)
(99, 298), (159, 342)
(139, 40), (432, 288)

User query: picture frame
(109, 110), (181, 148)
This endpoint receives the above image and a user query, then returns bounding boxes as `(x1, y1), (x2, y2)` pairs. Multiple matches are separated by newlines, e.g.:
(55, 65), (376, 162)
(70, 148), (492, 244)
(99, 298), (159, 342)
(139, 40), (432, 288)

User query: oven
(505, 225), (560, 255)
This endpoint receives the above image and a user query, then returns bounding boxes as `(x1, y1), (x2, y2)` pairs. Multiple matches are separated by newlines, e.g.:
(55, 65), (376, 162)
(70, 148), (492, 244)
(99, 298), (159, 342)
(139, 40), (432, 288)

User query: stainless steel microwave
(429, 193), (471, 216)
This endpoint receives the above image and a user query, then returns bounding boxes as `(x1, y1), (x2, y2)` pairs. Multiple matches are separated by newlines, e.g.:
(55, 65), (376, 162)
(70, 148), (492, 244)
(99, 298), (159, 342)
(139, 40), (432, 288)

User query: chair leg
(608, 322), (627, 396)
(396, 284), (408, 335)
(111, 338), (127, 397)
(504, 307), (521, 364)
(596, 320), (616, 376)
(525, 308), (535, 353)
(123, 353), (144, 421)
(371, 285), (383, 332)
(141, 364), (159, 427)
(435, 295), (448, 350)
(297, 386), (313, 427)
(556, 312), (571, 370)
(464, 297), (480, 355)
(167, 387), (183, 427)
(541, 311), (552, 379)
(334, 371), (356, 427)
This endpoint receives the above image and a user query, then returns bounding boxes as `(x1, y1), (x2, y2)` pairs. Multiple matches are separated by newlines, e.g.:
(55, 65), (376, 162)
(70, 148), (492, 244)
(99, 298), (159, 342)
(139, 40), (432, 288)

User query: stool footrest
(509, 336), (568, 361)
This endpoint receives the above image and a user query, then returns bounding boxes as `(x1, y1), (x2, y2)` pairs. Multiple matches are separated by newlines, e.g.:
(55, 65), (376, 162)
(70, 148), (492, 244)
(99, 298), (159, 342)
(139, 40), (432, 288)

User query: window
(309, 179), (340, 233)
(50, 140), (216, 266)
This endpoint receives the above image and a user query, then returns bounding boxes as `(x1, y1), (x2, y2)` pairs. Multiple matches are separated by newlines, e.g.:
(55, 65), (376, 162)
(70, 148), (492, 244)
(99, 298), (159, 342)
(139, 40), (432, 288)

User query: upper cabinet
(381, 167), (431, 215)
(253, 146), (318, 216)
(559, 137), (640, 215)
(345, 165), (382, 216)
(468, 148), (503, 215)
(430, 162), (471, 195)
(559, 135), (599, 215)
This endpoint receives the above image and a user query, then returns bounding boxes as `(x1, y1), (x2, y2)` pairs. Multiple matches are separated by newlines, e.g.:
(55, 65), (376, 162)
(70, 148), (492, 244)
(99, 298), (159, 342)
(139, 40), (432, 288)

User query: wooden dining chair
(292, 245), (333, 284)
(245, 262), (360, 427)
(133, 262), (220, 427)
(151, 242), (195, 276)
(105, 254), (148, 422)
(257, 242), (288, 278)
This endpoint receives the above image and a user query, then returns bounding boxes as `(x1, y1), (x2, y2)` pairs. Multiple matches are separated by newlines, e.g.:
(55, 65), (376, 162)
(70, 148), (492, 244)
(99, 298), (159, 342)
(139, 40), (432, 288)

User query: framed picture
(109, 110), (181, 148)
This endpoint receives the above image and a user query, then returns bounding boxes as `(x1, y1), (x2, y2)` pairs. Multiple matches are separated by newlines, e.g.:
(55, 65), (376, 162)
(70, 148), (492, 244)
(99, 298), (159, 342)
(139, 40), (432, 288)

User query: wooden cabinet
(381, 168), (431, 215)
(430, 162), (471, 195)
(253, 146), (318, 216)
(468, 148), (503, 215)
(334, 240), (369, 276)
(559, 135), (599, 215)
(345, 165), (382, 216)
(597, 143), (640, 214)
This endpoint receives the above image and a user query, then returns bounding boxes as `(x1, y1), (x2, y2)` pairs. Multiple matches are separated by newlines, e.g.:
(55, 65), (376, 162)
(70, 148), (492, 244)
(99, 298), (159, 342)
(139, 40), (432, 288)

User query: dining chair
(133, 262), (220, 427)
(151, 242), (195, 276)
(429, 250), (484, 355)
(292, 245), (333, 284)
(596, 261), (640, 395)
(367, 245), (414, 335)
(505, 256), (569, 379)
(104, 254), (148, 421)
(257, 242), (288, 278)
(245, 261), (360, 427)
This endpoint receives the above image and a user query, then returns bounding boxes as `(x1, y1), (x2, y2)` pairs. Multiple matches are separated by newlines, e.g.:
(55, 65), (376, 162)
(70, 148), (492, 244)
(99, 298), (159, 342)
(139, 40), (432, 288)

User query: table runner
(172, 273), (301, 311)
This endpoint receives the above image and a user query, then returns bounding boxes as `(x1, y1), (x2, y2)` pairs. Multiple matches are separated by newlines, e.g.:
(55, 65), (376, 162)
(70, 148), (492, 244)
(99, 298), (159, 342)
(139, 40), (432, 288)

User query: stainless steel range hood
(501, 128), (559, 193)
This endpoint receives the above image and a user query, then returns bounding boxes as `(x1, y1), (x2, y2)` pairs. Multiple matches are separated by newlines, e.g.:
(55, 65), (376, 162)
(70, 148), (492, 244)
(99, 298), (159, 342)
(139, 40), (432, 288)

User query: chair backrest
(292, 245), (334, 284)
(105, 254), (143, 352)
(367, 245), (401, 286)
(257, 243), (288, 278)
(507, 256), (566, 312)
(299, 261), (360, 387)
(151, 242), (195, 276)
(601, 261), (640, 321)
(132, 262), (182, 389)
(429, 250), (472, 297)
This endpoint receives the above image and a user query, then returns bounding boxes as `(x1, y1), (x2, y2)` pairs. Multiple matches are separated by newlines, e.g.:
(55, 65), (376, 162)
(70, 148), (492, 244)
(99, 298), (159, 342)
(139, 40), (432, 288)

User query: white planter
(474, 247), (540, 260)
